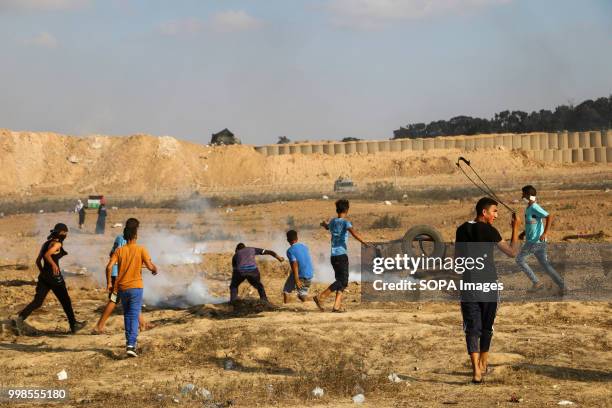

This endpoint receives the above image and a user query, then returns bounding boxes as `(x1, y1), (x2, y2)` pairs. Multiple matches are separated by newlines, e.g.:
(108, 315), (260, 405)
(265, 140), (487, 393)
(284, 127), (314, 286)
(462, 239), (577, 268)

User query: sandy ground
(0, 187), (611, 407)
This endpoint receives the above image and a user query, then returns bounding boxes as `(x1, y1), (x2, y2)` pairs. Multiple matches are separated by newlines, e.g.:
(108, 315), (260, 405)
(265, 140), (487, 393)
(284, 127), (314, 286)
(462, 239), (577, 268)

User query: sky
(0, 0), (611, 145)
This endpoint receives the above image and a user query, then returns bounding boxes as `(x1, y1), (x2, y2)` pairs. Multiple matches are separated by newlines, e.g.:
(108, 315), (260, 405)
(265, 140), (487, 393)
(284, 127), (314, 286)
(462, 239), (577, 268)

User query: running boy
(13, 223), (86, 334)
(93, 218), (149, 334)
(283, 230), (314, 303)
(314, 199), (369, 312)
(516, 185), (566, 293)
(230, 243), (284, 303)
(105, 220), (157, 357)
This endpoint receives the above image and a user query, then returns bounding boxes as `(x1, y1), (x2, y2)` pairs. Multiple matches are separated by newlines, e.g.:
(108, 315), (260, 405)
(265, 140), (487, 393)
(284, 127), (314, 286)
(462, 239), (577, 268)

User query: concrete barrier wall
(465, 138), (475, 151)
(582, 148), (595, 162)
(548, 133), (558, 149)
(254, 131), (612, 166)
(412, 138), (424, 151)
(579, 132), (589, 148)
(594, 148), (604, 163)
(589, 131), (602, 148)
(400, 139), (413, 151)
(390, 140), (402, 152)
(345, 142), (356, 154)
(568, 132), (579, 148)
(356, 141), (368, 154)
(334, 143), (346, 155)
(367, 141), (379, 154)
(502, 135), (513, 149)
(521, 134), (531, 150)
(378, 140), (390, 152)
(562, 149), (572, 163)
(530, 134), (540, 150)
(538, 133), (549, 150)
(605, 130), (612, 147)
(299, 144), (311, 154)
(559, 131), (569, 149)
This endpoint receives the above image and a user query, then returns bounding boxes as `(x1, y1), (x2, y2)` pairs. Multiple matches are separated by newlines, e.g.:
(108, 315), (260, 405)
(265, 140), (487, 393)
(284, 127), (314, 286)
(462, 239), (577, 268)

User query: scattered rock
(322, 195), (329, 200)
(112, 223), (123, 228)
(509, 394), (522, 403)
(197, 388), (212, 400)
(56, 369), (68, 381)
(384, 200), (392, 205)
(352, 394), (365, 404)
(68, 155), (79, 164)
(311, 387), (324, 398)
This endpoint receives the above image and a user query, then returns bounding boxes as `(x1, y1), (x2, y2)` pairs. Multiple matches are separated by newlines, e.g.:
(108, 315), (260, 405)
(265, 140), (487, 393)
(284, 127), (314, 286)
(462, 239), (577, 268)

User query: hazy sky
(1, 0), (611, 145)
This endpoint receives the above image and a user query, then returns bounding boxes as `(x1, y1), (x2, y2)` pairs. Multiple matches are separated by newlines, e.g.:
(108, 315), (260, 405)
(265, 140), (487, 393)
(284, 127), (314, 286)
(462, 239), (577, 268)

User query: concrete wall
(252, 130), (611, 165)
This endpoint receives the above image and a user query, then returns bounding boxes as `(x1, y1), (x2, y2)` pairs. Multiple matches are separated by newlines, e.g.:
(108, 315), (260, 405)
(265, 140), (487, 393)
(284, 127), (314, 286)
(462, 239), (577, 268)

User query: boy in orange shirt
(106, 220), (157, 357)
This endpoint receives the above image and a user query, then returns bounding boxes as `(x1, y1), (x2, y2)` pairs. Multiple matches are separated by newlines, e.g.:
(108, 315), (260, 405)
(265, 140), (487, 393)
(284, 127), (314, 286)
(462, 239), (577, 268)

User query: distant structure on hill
(210, 128), (241, 145)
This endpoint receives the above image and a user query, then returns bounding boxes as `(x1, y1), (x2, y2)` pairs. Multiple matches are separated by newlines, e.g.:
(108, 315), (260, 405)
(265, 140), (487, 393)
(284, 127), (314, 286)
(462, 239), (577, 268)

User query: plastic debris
(388, 373), (403, 383)
(112, 223), (123, 228)
(558, 401), (574, 406)
(181, 383), (195, 395)
(311, 387), (324, 398)
(322, 195), (329, 200)
(384, 200), (392, 205)
(223, 358), (235, 370)
(57, 369), (68, 381)
(352, 394), (365, 404)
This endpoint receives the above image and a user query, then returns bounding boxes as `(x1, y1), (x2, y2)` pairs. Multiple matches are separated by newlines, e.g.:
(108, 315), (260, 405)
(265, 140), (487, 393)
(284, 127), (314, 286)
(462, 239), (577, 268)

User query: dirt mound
(0, 129), (605, 201)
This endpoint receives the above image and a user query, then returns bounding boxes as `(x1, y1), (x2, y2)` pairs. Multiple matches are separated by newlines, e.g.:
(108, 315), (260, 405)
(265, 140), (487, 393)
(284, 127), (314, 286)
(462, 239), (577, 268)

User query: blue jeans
(119, 288), (143, 347)
(516, 242), (565, 289)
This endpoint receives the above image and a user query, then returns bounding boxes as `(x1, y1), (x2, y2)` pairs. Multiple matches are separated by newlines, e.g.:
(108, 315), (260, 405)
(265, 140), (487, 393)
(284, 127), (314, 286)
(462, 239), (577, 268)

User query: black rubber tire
(401, 224), (446, 259)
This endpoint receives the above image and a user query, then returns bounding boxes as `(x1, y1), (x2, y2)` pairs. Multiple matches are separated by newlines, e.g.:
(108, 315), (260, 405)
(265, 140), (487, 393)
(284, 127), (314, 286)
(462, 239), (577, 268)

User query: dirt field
(1, 183), (611, 407)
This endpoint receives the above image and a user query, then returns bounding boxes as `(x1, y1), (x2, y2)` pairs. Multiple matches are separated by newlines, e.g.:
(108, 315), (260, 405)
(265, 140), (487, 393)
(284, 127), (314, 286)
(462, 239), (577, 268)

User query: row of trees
(393, 95), (612, 139)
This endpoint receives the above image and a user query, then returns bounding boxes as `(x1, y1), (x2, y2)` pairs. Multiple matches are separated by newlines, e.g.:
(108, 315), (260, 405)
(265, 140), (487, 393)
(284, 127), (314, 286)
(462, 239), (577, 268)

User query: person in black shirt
(455, 197), (520, 383)
(13, 223), (86, 334)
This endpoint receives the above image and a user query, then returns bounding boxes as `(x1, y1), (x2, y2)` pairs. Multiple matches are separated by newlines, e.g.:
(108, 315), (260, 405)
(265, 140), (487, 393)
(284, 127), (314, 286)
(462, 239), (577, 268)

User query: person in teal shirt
(516, 185), (566, 294)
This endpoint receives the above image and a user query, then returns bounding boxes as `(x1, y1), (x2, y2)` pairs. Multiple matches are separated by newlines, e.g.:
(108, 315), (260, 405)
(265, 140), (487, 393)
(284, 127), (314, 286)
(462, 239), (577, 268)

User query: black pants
(229, 269), (267, 302)
(19, 274), (76, 326)
(461, 301), (497, 354)
(329, 254), (349, 292)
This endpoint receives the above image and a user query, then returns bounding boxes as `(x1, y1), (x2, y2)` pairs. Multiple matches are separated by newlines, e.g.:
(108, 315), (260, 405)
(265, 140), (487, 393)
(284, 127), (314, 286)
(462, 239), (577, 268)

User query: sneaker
(126, 346), (138, 357)
(11, 316), (25, 335)
(70, 320), (87, 334)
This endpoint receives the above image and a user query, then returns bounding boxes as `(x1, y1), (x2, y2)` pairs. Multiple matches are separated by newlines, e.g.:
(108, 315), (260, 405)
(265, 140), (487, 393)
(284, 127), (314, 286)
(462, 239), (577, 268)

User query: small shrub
(371, 214), (401, 229)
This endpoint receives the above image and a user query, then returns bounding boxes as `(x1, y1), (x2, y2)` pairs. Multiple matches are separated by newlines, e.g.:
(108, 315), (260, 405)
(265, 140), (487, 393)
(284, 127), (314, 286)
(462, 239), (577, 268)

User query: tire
(401, 225), (446, 259)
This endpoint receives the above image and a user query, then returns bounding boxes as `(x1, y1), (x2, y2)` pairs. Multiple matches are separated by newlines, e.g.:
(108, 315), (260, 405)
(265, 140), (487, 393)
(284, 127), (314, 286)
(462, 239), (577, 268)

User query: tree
(277, 136), (291, 144)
